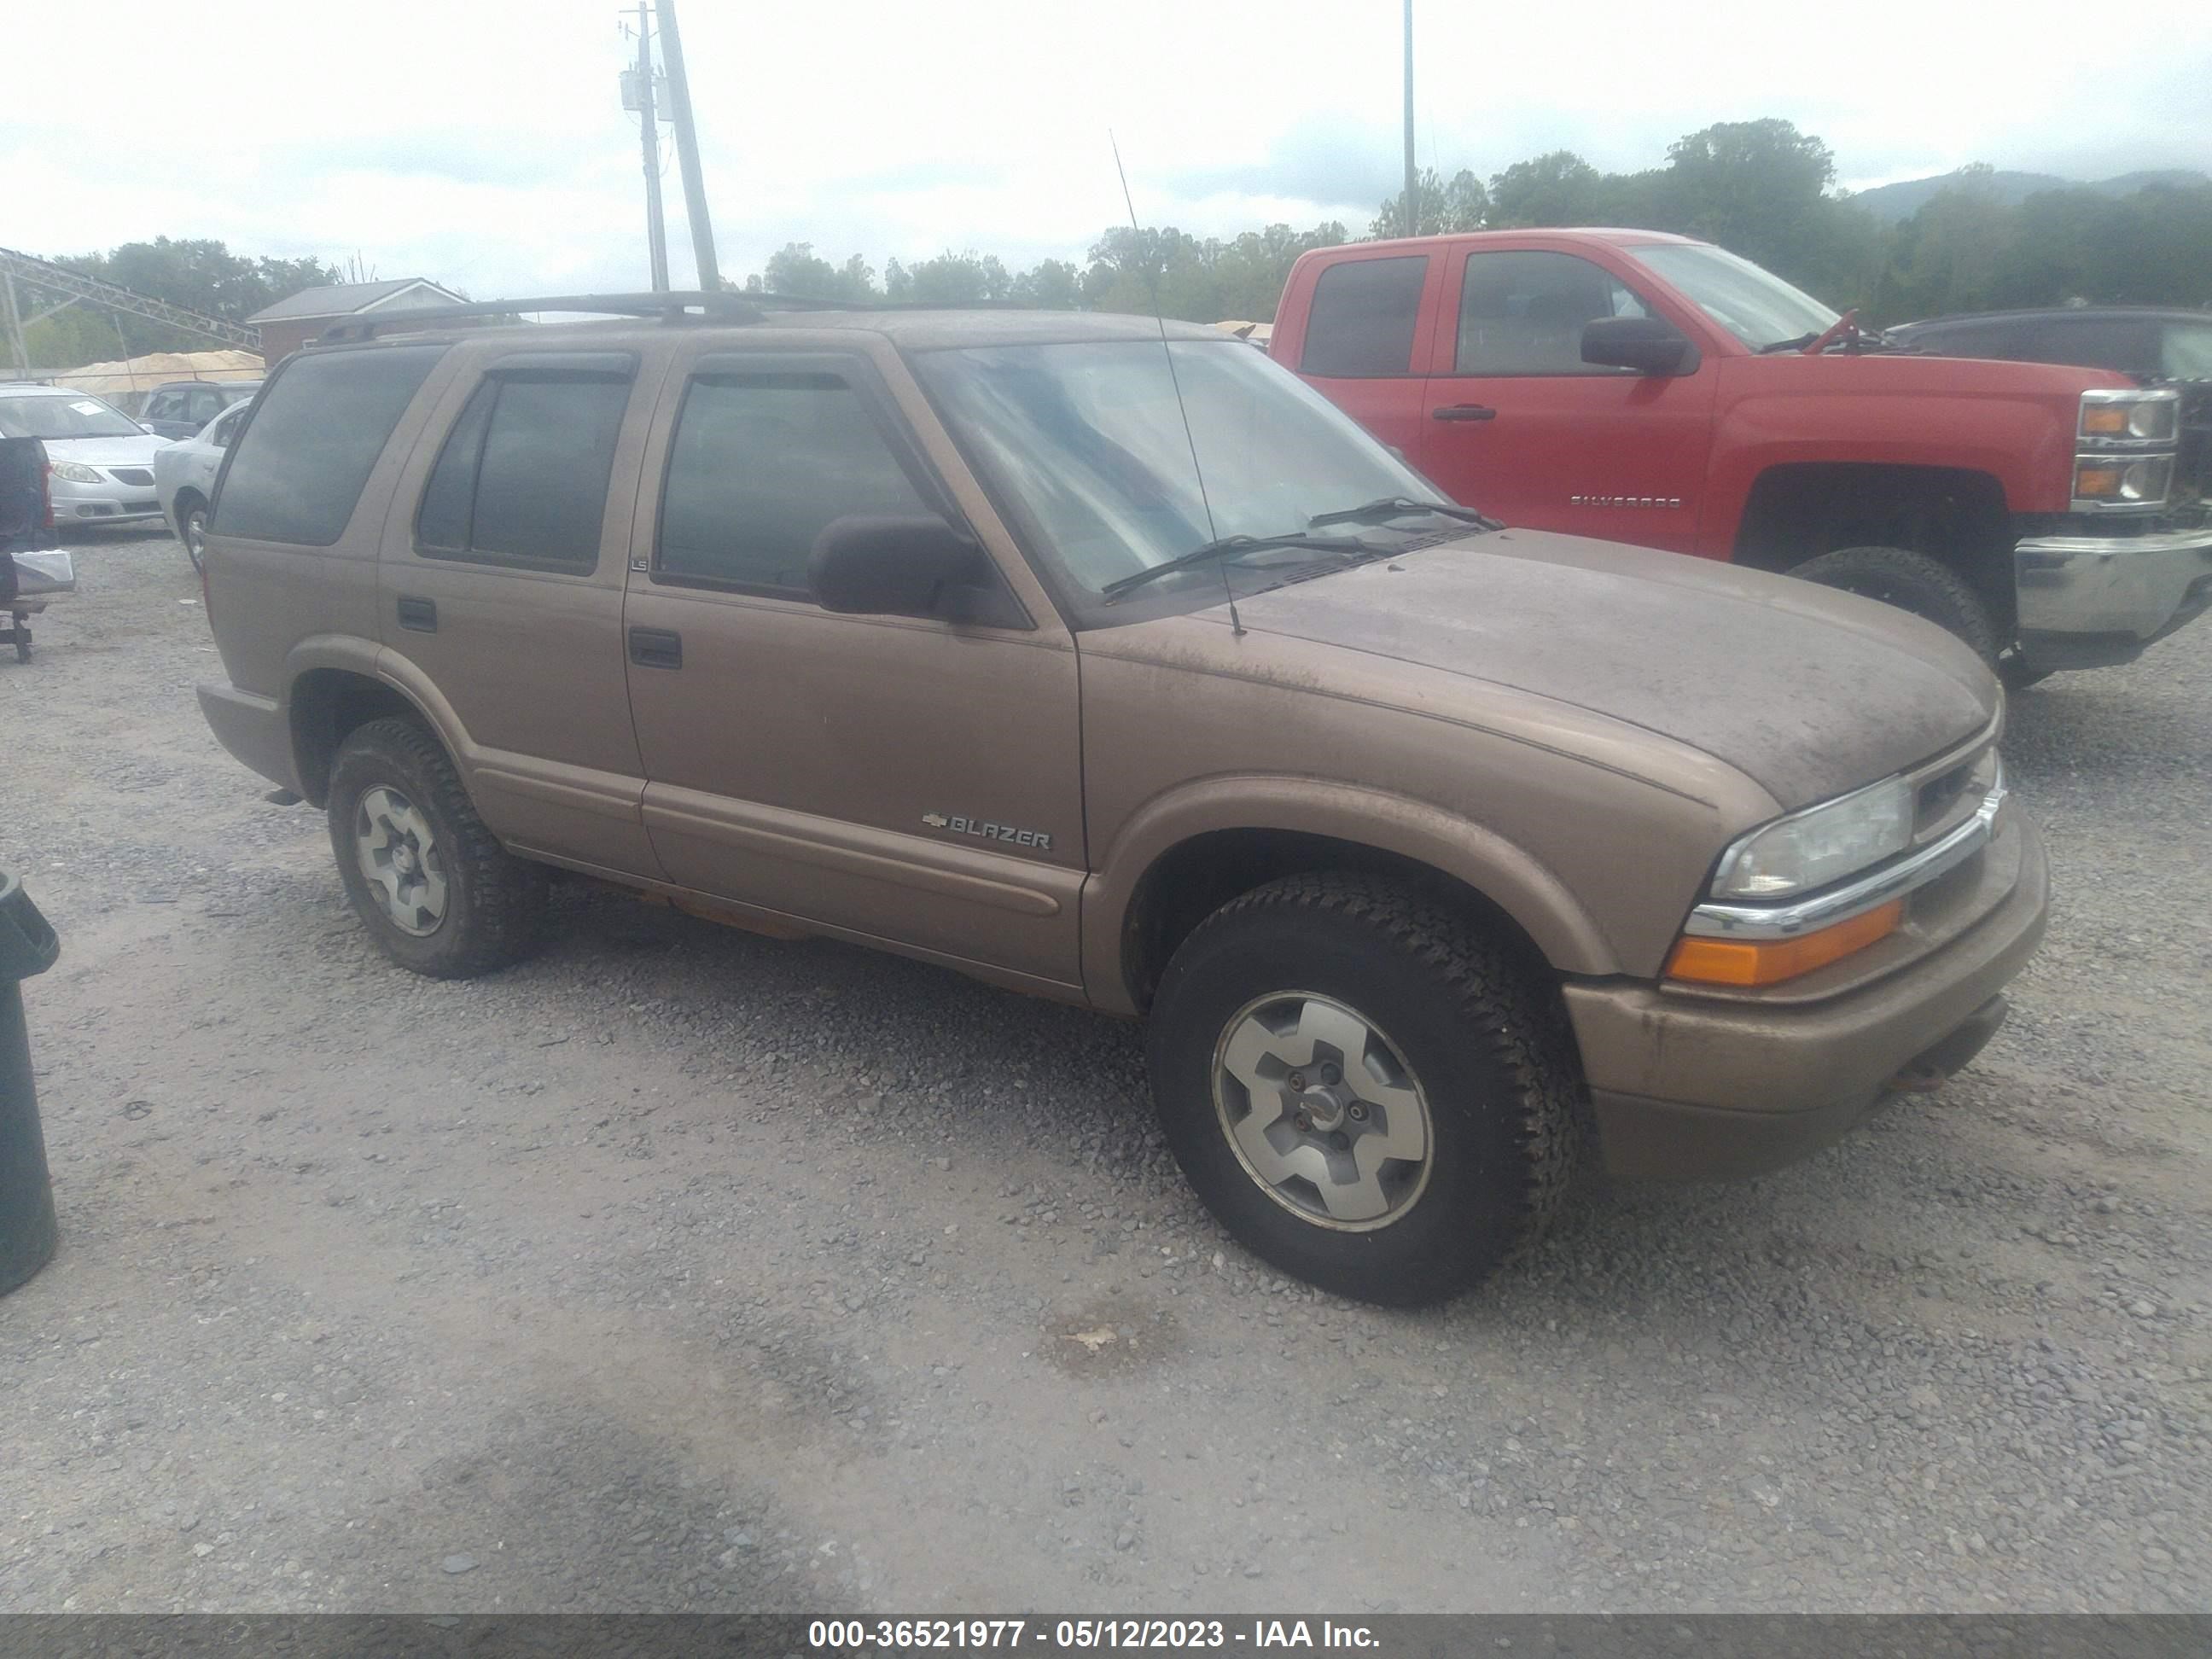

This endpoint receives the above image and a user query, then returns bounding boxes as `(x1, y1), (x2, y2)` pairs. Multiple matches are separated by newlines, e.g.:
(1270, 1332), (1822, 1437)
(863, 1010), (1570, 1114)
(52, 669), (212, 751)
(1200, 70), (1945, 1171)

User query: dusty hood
(41, 434), (172, 467)
(1222, 528), (1998, 810)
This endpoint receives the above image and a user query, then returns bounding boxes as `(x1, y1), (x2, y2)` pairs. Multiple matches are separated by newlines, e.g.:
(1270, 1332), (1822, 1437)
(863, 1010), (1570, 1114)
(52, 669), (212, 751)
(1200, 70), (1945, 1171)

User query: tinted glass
(186, 386), (225, 425)
(216, 345), (443, 544)
(1455, 251), (1650, 375)
(1301, 256), (1427, 378)
(473, 377), (628, 567)
(658, 374), (928, 592)
(2030, 318), (2157, 376)
(415, 381), (495, 554)
(416, 375), (627, 569)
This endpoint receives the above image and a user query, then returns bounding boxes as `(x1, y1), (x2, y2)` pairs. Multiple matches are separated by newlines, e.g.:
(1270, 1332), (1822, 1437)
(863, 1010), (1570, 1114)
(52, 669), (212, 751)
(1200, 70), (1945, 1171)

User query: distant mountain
(1850, 167), (2209, 224)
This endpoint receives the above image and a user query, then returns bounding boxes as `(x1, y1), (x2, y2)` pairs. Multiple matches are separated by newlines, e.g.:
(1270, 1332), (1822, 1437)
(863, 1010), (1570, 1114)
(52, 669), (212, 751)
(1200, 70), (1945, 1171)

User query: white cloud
(3, 0), (2204, 301)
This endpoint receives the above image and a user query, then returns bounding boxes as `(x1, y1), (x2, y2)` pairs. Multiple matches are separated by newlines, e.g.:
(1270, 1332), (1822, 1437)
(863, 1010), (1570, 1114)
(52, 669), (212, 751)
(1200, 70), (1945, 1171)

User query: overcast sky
(7, 0), (2207, 301)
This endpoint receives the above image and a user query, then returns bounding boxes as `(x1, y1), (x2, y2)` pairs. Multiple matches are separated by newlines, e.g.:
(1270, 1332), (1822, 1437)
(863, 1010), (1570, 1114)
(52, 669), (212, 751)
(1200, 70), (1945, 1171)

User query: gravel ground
(0, 530), (2206, 1615)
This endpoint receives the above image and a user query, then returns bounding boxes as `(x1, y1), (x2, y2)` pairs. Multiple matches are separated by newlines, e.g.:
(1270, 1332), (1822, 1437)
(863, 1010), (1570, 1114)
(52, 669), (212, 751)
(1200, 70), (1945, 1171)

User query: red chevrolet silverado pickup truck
(1272, 230), (2212, 680)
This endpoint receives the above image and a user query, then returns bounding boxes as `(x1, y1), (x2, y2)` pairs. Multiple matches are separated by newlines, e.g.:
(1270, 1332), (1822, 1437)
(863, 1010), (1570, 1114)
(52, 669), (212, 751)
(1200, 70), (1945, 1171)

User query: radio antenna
(1110, 132), (1242, 637)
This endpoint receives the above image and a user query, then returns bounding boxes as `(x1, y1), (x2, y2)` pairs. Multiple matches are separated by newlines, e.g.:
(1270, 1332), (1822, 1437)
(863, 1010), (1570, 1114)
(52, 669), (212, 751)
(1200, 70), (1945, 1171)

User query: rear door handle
(628, 626), (683, 669)
(396, 596), (437, 632)
(1431, 404), (1497, 422)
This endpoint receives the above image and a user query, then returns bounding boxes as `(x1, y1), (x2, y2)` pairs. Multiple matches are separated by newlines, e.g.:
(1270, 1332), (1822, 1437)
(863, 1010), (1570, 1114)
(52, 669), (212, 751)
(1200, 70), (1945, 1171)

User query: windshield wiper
(1100, 533), (1366, 602)
(1756, 332), (1820, 354)
(1308, 495), (1499, 531)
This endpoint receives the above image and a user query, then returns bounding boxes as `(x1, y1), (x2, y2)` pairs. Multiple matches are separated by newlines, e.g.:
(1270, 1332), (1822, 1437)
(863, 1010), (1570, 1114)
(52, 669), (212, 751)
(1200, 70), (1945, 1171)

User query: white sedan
(154, 398), (253, 572)
(0, 384), (174, 529)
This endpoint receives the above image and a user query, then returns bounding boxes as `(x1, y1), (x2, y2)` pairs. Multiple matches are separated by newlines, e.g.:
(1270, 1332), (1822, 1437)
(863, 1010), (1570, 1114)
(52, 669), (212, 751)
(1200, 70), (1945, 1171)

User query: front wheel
(1789, 544), (2000, 667)
(1145, 873), (1583, 1306)
(326, 716), (547, 978)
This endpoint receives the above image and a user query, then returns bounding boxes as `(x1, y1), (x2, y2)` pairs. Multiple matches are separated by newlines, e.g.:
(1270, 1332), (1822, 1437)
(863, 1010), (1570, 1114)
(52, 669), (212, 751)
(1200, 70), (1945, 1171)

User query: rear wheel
(180, 501), (210, 573)
(1789, 544), (2000, 667)
(326, 716), (547, 978)
(1145, 872), (1582, 1306)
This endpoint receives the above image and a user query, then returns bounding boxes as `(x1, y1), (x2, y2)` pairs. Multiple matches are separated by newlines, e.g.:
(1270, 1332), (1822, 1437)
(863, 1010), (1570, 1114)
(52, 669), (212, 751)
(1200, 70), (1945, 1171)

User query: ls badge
(923, 812), (1052, 851)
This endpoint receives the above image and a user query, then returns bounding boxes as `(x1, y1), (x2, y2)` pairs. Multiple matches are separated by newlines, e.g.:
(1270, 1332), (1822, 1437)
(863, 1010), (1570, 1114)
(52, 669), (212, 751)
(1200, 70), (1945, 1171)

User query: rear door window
(416, 363), (633, 571)
(1300, 256), (1428, 378)
(655, 369), (930, 595)
(214, 345), (444, 544)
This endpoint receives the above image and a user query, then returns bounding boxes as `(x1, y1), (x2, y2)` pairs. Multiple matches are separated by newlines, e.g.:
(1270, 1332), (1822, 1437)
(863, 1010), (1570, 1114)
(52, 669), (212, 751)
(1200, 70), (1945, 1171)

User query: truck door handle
(628, 626), (683, 669)
(1431, 404), (1498, 422)
(396, 596), (437, 632)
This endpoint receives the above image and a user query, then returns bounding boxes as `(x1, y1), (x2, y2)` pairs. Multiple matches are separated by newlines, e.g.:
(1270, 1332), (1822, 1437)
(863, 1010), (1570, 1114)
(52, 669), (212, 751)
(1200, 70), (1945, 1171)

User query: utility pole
(2, 273), (28, 381)
(630, 3), (670, 291)
(655, 0), (721, 291)
(1402, 0), (1417, 238)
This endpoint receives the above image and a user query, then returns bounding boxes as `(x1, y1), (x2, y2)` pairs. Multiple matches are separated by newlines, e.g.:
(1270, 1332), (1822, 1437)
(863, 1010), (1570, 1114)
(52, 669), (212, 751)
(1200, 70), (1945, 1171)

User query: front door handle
(628, 626), (684, 670)
(396, 596), (437, 632)
(1431, 403), (1498, 422)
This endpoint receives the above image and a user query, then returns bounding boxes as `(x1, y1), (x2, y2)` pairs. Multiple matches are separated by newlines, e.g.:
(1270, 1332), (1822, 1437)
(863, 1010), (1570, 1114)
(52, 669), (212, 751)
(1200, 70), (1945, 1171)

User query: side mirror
(140, 422), (161, 435)
(1582, 316), (1697, 376)
(810, 514), (1015, 625)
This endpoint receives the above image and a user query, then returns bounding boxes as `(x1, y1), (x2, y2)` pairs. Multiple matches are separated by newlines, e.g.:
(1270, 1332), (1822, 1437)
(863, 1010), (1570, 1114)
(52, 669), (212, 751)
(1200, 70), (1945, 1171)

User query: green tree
(1010, 258), (1083, 310)
(1486, 152), (1604, 227)
(1369, 167), (1489, 238)
(886, 251), (1013, 304)
(745, 242), (880, 300)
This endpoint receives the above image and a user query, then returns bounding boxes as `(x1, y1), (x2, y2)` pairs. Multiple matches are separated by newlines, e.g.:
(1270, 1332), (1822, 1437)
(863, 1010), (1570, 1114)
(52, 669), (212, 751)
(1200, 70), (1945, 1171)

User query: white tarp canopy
(45, 350), (265, 410)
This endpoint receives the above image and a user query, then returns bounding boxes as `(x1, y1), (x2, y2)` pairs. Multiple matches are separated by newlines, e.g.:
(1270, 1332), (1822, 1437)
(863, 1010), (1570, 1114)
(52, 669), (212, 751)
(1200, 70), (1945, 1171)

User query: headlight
(49, 461), (102, 484)
(2073, 453), (2174, 509)
(1711, 775), (1914, 899)
(2079, 392), (2178, 443)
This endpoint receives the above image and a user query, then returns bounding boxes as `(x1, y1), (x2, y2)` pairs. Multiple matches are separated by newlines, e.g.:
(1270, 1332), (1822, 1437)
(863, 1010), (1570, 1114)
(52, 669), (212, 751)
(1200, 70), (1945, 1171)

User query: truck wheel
(1144, 872), (1582, 1306)
(1789, 545), (2000, 666)
(326, 716), (547, 979)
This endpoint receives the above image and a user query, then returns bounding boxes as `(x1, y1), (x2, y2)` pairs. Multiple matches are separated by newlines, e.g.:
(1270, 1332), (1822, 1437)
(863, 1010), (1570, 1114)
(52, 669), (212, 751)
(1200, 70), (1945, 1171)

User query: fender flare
(1081, 775), (1620, 1016)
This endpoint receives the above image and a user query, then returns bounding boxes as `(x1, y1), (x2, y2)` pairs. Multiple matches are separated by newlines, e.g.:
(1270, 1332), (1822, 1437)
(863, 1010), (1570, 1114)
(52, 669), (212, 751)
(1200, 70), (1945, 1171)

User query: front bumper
(1563, 807), (2048, 1183)
(49, 474), (165, 526)
(2013, 520), (2212, 672)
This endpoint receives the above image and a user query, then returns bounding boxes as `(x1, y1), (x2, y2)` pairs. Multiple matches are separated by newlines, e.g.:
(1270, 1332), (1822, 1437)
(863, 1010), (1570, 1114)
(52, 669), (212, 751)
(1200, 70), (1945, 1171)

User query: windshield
(917, 339), (1437, 604)
(0, 393), (144, 441)
(2163, 323), (2212, 381)
(1636, 242), (1840, 351)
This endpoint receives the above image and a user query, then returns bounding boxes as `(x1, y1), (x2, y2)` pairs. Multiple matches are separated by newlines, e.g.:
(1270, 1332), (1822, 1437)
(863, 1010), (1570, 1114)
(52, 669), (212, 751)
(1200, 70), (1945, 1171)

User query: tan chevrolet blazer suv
(195, 293), (2048, 1305)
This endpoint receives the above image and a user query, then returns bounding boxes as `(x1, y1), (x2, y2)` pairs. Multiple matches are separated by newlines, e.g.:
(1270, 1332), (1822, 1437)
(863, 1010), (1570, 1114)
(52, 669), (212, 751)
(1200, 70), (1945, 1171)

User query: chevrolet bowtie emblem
(922, 812), (949, 828)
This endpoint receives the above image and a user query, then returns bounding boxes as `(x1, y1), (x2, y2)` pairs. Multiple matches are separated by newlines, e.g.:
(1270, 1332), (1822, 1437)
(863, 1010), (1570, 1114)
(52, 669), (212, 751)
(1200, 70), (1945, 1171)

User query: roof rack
(319, 290), (761, 343)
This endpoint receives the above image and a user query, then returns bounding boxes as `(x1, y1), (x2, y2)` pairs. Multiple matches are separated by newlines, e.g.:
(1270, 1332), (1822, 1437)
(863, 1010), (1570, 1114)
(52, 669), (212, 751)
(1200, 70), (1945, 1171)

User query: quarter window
(656, 372), (929, 593)
(416, 371), (632, 571)
(1455, 251), (1650, 376)
(215, 345), (444, 545)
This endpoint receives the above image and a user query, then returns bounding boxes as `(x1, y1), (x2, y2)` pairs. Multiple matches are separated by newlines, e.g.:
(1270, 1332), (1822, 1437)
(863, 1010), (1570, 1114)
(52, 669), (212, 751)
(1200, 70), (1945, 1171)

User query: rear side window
(1301, 256), (1428, 378)
(416, 370), (632, 570)
(656, 372), (928, 593)
(214, 346), (443, 544)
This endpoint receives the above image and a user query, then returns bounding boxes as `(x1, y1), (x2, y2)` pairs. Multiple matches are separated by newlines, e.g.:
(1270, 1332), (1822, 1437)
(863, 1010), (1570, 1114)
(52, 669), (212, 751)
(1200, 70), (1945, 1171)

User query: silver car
(155, 399), (253, 571)
(0, 384), (173, 528)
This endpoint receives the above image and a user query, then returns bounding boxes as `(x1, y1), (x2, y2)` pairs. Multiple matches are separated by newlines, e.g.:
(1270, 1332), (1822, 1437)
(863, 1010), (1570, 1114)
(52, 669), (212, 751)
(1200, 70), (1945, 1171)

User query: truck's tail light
(1664, 899), (1902, 987)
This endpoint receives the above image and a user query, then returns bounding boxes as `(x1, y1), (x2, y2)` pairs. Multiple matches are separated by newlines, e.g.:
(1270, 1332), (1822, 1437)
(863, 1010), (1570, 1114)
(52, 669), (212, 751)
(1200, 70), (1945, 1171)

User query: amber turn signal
(1665, 899), (1904, 987)
(2080, 405), (2129, 436)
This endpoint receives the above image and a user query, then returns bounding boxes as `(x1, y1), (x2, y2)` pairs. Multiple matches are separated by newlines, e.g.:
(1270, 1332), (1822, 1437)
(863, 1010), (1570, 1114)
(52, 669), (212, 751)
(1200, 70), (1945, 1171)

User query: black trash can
(0, 871), (60, 1297)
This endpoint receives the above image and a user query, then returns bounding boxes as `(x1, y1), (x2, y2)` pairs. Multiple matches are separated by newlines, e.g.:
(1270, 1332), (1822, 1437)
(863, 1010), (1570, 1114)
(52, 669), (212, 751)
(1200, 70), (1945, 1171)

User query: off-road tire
(326, 716), (547, 978)
(1789, 544), (2000, 666)
(1145, 872), (1584, 1306)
